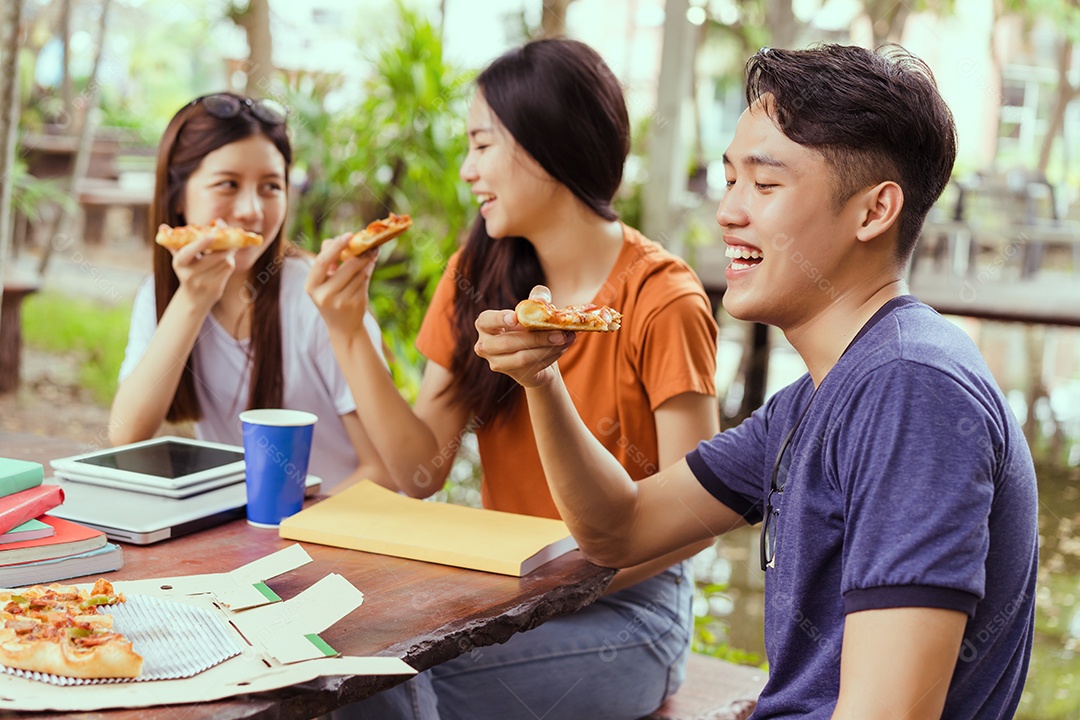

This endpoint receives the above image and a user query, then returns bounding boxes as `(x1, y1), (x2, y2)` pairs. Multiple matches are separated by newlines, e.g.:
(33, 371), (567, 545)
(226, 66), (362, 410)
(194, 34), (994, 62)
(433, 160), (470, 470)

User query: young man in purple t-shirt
(475, 44), (1038, 719)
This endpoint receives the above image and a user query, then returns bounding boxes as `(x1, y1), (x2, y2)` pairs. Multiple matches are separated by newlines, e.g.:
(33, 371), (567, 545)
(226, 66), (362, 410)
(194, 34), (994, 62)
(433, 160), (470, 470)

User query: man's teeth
(724, 246), (763, 260)
(476, 193), (495, 205)
(725, 246), (762, 271)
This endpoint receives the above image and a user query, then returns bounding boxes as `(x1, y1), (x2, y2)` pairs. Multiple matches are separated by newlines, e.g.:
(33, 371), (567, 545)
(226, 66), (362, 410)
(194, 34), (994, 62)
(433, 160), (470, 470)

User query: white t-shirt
(118, 255), (384, 490)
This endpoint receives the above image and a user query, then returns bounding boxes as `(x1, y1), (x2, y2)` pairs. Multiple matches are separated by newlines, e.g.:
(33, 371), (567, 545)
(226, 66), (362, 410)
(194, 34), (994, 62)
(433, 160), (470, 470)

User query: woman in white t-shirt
(111, 93), (388, 491)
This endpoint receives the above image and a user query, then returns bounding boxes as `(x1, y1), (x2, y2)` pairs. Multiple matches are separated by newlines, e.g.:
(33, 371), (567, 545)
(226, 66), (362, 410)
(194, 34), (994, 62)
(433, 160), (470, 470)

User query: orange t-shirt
(416, 225), (718, 519)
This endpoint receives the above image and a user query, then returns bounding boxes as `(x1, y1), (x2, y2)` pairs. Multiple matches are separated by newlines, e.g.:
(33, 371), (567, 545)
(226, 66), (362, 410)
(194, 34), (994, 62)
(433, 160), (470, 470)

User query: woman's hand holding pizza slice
(306, 211), (413, 336)
(306, 232), (379, 338)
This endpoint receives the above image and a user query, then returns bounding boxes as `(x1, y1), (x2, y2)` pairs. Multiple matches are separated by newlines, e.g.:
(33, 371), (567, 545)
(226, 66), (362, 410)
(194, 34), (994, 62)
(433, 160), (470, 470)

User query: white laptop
(45, 475), (248, 544)
(45, 474), (323, 545)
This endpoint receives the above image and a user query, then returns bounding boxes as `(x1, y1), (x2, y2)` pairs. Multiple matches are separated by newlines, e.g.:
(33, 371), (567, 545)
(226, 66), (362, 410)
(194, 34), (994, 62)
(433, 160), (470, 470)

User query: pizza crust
(339, 212), (413, 261)
(155, 219), (264, 251)
(515, 298), (622, 332)
(0, 630), (142, 679)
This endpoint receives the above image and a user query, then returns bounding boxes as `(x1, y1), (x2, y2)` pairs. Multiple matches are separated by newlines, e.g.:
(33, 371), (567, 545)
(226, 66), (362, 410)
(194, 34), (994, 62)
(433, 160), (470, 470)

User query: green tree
(287, 1), (474, 398)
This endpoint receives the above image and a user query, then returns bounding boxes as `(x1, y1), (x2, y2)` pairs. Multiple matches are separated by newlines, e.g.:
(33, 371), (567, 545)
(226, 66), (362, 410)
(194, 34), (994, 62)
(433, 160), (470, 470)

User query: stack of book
(0, 457), (123, 587)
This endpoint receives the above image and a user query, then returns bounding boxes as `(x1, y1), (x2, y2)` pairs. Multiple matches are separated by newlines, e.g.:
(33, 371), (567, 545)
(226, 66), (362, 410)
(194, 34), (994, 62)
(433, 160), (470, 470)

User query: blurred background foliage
(283, 1), (473, 397)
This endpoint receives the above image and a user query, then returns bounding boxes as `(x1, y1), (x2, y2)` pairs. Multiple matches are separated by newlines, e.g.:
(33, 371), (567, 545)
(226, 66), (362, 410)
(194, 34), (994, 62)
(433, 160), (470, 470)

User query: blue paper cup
(239, 409), (318, 528)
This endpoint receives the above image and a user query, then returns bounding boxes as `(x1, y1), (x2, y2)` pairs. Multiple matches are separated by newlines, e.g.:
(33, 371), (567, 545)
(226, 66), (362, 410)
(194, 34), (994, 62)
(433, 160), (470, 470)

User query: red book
(0, 485), (64, 536)
(0, 515), (106, 567)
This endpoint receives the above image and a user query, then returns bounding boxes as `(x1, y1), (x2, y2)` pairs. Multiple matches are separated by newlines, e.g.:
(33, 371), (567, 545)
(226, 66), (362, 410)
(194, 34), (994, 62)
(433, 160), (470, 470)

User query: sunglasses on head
(191, 94), (287, 126)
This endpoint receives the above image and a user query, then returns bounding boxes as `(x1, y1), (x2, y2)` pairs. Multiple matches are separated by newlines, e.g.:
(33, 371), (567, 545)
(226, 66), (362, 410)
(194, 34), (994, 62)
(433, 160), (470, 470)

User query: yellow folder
(278, 480), (578, 576)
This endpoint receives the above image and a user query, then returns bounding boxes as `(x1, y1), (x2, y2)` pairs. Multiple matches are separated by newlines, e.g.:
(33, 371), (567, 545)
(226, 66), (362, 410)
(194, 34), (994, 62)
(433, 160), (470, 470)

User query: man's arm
(474, 295), (747, 567)
(525, 370), (747, 567)
(603, 391), (719, 593)
(832, 607), (966, 720)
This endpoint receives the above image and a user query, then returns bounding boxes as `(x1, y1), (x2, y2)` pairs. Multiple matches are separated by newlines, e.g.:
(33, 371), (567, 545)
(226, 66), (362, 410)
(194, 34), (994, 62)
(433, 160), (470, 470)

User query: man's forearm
(524, 369), (639, 564)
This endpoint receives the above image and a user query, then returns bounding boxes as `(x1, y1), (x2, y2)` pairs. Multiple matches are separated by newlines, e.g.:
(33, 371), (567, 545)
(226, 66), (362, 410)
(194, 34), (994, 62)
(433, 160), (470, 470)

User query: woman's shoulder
(276, 252), (315, 291)
(617, 224), (707, 296)
(131, 274), (156, 304)
(274, 254), (321, 323)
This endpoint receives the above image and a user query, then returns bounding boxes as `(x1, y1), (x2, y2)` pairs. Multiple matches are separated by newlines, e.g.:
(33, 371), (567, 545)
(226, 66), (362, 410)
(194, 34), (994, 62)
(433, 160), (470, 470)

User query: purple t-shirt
(687, 297), (1037, 718)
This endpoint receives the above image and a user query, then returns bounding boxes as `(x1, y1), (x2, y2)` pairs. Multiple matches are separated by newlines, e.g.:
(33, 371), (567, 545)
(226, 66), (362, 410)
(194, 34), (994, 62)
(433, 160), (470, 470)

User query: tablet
(50, 436), (246, 491)
(52, 469), (245, 498)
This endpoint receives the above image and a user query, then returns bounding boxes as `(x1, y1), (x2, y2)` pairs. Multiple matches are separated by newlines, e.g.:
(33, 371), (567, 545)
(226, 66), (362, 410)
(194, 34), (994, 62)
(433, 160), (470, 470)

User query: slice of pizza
(515, 298), (622, 332)
(155, 218), (264, 252)
(0, 578), (143, 679)
(339, 212), (413, 262)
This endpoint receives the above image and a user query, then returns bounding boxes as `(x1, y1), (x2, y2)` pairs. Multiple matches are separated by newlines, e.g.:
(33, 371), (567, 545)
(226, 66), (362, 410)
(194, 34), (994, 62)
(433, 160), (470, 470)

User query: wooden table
(0, 432), (616, 719)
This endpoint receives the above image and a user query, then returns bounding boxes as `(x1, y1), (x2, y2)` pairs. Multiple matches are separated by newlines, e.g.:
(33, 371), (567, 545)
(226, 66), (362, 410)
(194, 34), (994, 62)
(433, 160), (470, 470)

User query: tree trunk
(1022, 325), (1046, 445)
(690, 21), (706, 167)
(37, 0), (112, 277)
(865, 0), (914, 48)
(231, 0), (274, 97)
(60, 0), (72, 110)
(541, 0), (575, 38)
(1036, 39), (1077, 177)
(764, 0), (798, 48)
(642, 0), (695, 247)
(0, 0), (25, 298)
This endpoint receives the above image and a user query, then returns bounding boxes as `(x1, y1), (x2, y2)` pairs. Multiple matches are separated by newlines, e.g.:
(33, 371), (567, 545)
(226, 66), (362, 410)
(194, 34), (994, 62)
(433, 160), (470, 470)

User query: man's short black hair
(745, 44), (958, 260)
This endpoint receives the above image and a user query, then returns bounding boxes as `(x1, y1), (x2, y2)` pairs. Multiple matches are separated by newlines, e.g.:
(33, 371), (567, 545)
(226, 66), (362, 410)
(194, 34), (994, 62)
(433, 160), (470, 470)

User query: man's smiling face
(717, 96), (868, 330)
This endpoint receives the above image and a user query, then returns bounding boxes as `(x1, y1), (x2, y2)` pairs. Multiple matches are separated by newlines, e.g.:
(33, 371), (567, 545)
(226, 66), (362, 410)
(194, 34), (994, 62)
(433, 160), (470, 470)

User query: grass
(20, 292), (131, 405)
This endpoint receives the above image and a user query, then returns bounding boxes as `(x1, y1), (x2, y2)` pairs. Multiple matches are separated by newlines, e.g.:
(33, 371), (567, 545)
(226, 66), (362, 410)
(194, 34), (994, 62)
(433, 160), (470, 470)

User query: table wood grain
(0, 432), (616, 719)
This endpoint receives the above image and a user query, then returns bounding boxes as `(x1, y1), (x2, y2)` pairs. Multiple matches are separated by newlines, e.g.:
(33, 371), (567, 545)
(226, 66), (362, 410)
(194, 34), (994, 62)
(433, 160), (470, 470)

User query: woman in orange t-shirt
(307, 38), (718, 720)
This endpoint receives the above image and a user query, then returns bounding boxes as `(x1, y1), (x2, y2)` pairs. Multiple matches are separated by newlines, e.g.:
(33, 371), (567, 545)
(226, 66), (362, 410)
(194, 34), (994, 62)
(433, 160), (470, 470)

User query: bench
(642, 652), (767, 720)
(76, 176), (153, 245)
(0, 280), (42, 394)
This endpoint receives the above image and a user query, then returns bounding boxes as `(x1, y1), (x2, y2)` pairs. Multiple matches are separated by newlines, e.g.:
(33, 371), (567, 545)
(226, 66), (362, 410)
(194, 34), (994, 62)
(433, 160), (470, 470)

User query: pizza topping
(5, 619), (38, 634)
(339, 212), (413, 261)
(0, 580), (142, 678)
(515, 298), (622, 333)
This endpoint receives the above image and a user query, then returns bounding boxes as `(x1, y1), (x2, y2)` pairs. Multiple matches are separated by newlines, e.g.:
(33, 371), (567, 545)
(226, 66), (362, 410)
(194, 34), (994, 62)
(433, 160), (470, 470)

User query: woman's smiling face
(459, 92), (561, 240)
(180, 133), (287, 273)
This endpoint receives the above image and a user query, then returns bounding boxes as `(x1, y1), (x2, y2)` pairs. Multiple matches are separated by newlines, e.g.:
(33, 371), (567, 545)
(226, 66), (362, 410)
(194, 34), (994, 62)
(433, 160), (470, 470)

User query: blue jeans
(331, 561), (694, 720)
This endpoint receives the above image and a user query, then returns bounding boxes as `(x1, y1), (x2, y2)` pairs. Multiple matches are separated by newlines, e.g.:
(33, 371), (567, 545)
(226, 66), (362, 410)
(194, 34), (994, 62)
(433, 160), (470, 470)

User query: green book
(0, 458), (45, 498)
(0, 518), (54, 544)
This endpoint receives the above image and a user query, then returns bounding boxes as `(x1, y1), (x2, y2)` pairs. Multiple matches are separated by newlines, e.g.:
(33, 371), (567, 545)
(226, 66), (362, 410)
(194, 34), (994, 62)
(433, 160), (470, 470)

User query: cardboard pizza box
(0, 544), (414, 711)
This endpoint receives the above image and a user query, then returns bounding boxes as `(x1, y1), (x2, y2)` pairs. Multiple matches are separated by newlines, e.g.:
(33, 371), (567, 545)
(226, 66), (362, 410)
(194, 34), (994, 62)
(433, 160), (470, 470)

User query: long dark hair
(744, 44), (957, 259)
(444, 38), (630, 425)
(150, 93), (294, 423)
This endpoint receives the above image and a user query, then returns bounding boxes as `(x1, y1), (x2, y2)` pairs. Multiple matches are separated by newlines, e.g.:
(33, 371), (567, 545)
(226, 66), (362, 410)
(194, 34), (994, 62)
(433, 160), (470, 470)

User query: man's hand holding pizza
(474, 285), (578, 389)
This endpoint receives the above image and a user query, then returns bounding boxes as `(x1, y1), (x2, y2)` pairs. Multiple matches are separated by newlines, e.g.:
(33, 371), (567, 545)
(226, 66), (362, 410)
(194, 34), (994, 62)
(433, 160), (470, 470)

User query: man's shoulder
(845, 301), (985, 377)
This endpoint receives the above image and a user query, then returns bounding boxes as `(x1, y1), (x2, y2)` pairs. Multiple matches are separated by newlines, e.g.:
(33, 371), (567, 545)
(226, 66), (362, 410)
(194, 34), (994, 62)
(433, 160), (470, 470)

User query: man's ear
(854, 181), (903, 243)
